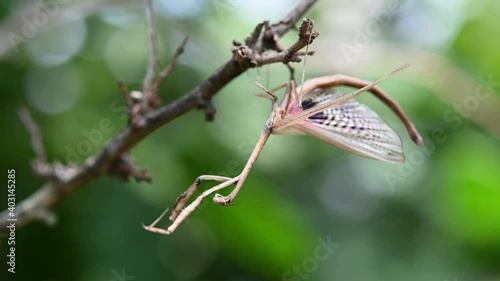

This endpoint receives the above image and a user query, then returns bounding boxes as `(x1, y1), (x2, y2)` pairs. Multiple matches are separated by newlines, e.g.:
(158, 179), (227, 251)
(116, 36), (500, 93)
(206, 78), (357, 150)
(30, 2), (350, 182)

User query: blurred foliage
(0, 0), (499, 281)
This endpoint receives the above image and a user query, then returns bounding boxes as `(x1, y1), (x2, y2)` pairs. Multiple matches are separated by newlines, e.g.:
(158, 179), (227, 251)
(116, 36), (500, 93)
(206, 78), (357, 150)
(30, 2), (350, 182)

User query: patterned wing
(293, 88), (404, 163)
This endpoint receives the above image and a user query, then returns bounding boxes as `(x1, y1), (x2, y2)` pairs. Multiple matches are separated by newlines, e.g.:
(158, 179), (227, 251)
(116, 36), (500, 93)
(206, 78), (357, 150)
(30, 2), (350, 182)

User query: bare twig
(152, 36), (189, 94)
(18, 106), (46, 163)
(245, 21), (265, 49)
(0, 0), (319, 230)
(230, 18), (319, 72)
(18, 106), (54, 179)
(271, 0), (317, 38)
(295, 51), (315, 56)
(143, 0), (158, 96)
(118, 81), (132, 108)
(283, 18), (318, 63)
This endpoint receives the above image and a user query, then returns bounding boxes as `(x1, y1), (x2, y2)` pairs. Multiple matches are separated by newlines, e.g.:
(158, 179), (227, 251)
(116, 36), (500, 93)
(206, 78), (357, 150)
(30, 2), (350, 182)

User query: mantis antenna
(298, 25), (314, 106)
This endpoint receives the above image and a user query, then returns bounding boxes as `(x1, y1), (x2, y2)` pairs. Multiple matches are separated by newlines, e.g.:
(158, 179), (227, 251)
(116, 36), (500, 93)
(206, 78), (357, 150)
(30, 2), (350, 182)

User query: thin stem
(18, 106), (46, 163)
(152, 36), (189, 95)
(143, 0), (158, 94)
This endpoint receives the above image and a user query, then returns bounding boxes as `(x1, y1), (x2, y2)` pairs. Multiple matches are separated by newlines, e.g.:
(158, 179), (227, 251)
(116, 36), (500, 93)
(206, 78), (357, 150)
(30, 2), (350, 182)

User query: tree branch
(142, 0), (158, 95)
(0, 0), (318, 230)
(18, 106), (46, 163)
(152, 36), (189, 95)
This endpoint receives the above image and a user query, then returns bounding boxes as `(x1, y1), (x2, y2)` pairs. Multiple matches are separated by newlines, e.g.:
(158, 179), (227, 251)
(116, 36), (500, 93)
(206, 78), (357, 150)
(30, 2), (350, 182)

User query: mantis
(143, 63), (424, 235)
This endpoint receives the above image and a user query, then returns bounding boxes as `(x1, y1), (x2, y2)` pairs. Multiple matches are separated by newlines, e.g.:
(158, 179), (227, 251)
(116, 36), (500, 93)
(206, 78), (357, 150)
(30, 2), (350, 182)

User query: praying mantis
(142, 63), (425, 235)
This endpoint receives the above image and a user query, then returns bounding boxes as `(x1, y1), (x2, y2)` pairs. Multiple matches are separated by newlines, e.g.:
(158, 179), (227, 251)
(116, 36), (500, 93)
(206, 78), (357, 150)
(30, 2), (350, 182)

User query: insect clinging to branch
(143, 63), (424, 235)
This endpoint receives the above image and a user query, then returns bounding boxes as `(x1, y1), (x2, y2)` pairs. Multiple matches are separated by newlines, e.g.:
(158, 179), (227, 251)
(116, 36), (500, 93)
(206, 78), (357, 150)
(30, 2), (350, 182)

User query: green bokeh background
(0, 0), (499, 280)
